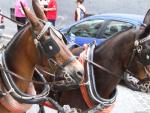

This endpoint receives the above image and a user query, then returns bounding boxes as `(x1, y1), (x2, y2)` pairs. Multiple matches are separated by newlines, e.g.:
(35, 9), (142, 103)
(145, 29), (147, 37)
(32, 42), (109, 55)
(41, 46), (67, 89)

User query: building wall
(0, 0), (150, 28)
(57, 0), (150, 26)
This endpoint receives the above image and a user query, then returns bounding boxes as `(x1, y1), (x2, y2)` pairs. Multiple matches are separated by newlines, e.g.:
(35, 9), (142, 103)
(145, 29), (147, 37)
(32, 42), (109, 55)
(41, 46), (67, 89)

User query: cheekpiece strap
(36, 22), (52, 40)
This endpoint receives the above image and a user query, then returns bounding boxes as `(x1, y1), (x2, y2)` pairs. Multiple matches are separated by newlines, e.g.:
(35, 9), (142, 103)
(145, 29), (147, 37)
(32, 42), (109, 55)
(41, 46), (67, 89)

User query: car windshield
(69, 19), (105, 38)
(101, 21), (133, 38)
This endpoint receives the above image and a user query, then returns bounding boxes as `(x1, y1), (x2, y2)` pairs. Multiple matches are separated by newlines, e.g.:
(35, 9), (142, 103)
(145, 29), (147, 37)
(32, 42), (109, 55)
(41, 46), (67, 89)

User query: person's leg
(16, 17), (26, 31)
(19, 17), (26, 24)
(48, 19), (56, 26)
(16, 17), (21, 31)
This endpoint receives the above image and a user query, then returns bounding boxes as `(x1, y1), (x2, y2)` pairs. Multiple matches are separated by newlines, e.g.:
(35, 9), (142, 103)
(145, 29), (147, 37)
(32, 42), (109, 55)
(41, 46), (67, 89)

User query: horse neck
(93, 30), (135, 98)
(5, 26), (38, 92)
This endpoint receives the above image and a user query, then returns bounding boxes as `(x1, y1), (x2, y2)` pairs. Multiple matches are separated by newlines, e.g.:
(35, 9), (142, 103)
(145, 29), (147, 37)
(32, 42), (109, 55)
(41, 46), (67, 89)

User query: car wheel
(123, 72), (141, 91)
(123, 72), (150, 93)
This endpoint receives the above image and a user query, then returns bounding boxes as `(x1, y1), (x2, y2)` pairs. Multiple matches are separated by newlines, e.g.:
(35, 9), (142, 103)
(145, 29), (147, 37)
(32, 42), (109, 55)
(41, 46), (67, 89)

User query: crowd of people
(13, 0), (87, 31)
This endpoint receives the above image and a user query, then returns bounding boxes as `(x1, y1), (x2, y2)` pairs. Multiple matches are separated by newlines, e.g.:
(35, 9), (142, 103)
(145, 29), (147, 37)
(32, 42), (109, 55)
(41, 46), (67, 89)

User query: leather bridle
(31, 20), (78, 84)
(32, 20), (77, 68)
(132, 26), (150, 79)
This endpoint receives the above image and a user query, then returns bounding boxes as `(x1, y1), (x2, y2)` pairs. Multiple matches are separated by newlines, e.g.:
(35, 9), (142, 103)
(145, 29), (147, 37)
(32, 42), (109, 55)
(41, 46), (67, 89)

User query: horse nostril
(76, 71), (83, 78)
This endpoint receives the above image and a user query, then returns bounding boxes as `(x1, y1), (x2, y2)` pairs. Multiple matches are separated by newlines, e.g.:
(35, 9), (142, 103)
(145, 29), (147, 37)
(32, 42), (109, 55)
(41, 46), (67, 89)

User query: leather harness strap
(0, 83), (36, 113)
(80, 84), (94, 108)
(79, 44), (114, 113)
(79, 44), (94, 108)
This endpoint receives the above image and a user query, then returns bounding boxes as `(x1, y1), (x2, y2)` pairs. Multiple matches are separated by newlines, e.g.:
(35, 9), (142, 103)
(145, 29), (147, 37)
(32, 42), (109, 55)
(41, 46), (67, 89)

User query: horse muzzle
(64, 61), (84, 84)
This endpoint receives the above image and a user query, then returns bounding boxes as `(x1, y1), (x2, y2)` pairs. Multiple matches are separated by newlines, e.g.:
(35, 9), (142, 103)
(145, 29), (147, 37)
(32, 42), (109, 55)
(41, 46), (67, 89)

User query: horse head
(21, 3), (84, 85)
(126, 8), (150, 82)
(128, 24), (150, 82)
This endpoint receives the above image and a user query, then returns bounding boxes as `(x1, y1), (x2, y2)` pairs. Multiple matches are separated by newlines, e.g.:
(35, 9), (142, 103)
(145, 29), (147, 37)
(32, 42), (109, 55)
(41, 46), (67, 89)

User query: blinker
(41, 37), (60, 59)
(138, 48), (150, 65)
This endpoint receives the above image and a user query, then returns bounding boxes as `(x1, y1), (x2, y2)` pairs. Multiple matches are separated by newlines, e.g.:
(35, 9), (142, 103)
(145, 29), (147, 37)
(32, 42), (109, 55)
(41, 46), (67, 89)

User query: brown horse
(0, 3), (84, 113)
(122, 9), (150, 92)
(31, 0), (150, 112)
(48, 16), (150, 113)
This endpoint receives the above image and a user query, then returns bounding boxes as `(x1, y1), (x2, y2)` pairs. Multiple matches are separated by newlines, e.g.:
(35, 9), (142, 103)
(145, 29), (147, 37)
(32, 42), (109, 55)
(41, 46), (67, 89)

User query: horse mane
(138, 24), (150, 39)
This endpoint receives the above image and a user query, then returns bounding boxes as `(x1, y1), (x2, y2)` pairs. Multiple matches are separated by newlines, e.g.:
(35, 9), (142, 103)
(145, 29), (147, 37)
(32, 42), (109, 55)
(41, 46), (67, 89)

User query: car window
(102, 21), (133, 38)
(70, 19), (105, 38)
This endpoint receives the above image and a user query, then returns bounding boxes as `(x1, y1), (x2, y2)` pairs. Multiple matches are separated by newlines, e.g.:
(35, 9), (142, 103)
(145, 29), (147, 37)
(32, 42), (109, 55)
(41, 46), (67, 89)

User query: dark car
(60, 13), (144, 46)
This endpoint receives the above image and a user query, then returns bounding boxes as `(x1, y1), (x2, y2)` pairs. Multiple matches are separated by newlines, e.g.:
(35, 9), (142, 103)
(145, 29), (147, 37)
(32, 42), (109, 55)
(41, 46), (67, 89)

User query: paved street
(25, 85), (150, 113)
(111, 85), (150, 113)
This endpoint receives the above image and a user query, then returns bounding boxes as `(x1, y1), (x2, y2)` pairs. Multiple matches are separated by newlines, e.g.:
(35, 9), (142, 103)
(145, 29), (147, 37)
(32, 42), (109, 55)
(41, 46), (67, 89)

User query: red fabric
(45, 0), (57, 20)
(80, 84), (94, 108)
(42, 101), (55, 109)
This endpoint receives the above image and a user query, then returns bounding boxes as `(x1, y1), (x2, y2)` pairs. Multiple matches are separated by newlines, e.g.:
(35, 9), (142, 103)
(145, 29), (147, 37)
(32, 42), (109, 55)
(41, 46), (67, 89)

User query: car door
(68, 19), (106, 46)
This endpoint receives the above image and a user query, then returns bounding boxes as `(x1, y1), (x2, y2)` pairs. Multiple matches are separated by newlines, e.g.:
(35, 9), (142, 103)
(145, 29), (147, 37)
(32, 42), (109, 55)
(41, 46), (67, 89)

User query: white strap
(36, 22), (52, 40)
(139, 35), (150, 44)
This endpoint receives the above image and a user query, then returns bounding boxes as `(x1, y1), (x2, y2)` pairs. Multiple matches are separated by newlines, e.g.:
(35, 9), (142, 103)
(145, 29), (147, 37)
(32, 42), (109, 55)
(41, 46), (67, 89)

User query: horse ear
(32, 0), (47, 21)
(20, 2), (40, 28)
(143, 9), (150, 25)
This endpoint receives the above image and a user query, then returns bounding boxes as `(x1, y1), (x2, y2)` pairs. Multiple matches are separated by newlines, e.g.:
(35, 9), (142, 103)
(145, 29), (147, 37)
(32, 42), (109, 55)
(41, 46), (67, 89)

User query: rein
(0, 65), (66, 86)
(77, 43), (122, 80)
(0, 13), (24, 26)
(82, 57), (122, 79)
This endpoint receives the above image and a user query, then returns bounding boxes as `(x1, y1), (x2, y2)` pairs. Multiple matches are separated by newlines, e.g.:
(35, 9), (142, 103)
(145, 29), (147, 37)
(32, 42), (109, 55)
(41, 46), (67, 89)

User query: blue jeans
(16, 17), (26, 31)
(48, 19), (56, 26)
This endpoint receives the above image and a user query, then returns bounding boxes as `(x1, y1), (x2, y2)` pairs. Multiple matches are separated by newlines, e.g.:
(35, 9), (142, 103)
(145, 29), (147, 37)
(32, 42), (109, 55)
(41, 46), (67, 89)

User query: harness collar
(0, 51), (50, 104)
(79, 43), (117, 112)
(0, 83), (36, 113)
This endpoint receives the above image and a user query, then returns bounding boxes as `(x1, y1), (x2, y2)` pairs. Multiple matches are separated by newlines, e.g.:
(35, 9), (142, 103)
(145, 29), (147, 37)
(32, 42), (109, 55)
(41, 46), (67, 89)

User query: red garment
(45, 0), (57, 20)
